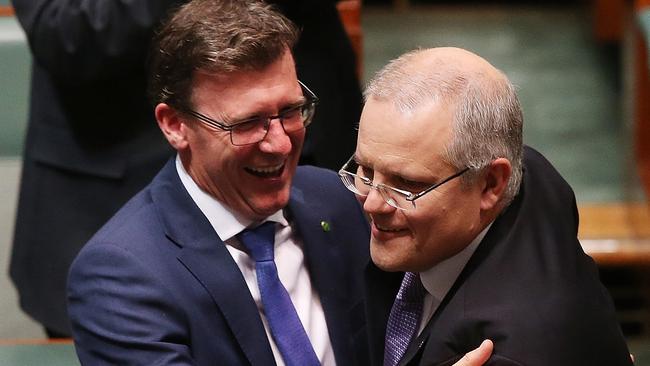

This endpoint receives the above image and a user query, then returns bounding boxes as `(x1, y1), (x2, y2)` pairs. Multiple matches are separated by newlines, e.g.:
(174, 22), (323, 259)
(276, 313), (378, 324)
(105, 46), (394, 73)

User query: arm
(12, 0), (183, 84)
(67, 243), (194, 365)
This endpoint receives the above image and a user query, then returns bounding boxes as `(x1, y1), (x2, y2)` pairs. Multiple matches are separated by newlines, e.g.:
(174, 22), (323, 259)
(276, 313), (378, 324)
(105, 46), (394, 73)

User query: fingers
(453, 339), (494, 366)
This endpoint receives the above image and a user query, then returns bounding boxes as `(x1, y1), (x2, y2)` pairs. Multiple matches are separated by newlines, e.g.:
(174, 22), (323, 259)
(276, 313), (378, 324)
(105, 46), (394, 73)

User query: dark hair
(147, 0), (299, 109)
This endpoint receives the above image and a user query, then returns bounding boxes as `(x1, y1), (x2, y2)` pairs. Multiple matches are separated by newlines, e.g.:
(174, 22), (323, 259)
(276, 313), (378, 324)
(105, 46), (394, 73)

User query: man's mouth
(245, 163), (285, 178)
(374, 222), (404, 232)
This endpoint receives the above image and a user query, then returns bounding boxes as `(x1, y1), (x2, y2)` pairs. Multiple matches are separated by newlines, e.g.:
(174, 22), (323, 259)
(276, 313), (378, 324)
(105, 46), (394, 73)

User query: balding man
(340, 47), (632, 365)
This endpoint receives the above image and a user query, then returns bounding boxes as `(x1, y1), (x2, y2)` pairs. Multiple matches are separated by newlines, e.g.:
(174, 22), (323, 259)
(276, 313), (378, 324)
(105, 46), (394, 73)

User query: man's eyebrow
(230, 97), (305, 121)
(352, 154), (369, 167)
(377, 161), (439, 183)
(282, 97), (307, 109)
(224, 108), (266, 124)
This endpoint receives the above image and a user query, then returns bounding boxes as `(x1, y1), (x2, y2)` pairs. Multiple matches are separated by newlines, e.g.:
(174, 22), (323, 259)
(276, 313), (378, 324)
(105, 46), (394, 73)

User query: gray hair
(148, 0), (299, 109)
(364, 49), (523, 206)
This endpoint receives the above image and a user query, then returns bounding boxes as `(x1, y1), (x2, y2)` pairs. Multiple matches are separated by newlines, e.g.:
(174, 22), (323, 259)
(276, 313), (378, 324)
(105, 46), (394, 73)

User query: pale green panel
(0, 344), (80, 366)
(0, 17), (30, 157)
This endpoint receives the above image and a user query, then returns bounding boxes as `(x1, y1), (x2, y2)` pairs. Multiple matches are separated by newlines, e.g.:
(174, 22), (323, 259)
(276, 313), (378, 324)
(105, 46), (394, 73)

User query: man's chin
(249, 197), (290, 218)
(370, 244), (405, 273)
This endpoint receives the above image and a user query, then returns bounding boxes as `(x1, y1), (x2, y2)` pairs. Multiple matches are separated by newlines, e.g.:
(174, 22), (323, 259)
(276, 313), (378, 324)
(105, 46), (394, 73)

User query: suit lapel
(151, 160), (275, 365)
(177, 243), (275, 365)
(364, 262), (404, 366)
(287, 185), (353, 365)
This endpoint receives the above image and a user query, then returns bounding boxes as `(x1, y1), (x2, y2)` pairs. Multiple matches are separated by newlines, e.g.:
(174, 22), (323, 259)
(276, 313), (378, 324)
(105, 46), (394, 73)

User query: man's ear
(480, 158), (512, 210)
(155, 103), (189, 150)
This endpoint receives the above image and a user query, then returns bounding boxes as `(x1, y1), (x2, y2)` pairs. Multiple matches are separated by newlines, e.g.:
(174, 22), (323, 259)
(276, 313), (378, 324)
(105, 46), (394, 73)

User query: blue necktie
(238, 221), (320, 366)
(384, 271), (426, 366)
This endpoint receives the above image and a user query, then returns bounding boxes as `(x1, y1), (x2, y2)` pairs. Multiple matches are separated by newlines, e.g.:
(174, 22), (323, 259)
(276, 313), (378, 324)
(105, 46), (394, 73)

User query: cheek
(221, 141), (254, 163)
(203, 145), (251, 188)
(406, 204), (445, 233)
(191, 129), (229, 158)
(410, 217), (437, 249)
(290, 132), (305, 155)
(406, 208), (452, 253)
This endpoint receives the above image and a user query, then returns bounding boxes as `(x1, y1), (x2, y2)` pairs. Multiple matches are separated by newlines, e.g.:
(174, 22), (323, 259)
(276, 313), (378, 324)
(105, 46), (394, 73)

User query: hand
(453, 340), (493, 366)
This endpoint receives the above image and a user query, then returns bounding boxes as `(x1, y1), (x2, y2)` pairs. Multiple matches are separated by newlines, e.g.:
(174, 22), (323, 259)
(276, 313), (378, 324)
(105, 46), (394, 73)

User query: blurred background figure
(276, 0), (364, 170)
(6, 0), (362, 339)
(8, 0), (179, 339)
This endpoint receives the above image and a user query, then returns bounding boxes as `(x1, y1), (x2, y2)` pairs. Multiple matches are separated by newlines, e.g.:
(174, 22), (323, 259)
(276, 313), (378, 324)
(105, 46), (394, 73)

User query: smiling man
(342, 47), (633, 365)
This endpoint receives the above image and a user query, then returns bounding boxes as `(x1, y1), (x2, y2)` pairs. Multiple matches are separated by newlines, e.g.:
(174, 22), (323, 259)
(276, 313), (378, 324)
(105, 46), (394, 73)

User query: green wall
(0, 16), (30, 157)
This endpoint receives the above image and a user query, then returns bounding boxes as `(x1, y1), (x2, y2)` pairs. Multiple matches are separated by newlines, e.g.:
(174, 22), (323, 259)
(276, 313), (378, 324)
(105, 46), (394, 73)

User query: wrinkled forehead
(359, 96), (454, 136)
(357, 96), (454, 172)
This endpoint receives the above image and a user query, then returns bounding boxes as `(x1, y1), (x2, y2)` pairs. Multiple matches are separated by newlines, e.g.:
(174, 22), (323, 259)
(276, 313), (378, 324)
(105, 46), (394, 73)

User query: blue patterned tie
(238, 222), (320, 366)
(384, 272), (426, 366)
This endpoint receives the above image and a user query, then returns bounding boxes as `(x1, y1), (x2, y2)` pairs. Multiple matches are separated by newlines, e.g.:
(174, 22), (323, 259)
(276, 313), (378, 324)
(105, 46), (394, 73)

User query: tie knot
(238, 221), (276, 262)
(397, 272), (425, 303)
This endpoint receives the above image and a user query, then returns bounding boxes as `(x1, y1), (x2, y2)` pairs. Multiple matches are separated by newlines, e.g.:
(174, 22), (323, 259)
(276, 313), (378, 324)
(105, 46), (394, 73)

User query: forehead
(190, 51), (301, 116)
(357, 97), (454, 175)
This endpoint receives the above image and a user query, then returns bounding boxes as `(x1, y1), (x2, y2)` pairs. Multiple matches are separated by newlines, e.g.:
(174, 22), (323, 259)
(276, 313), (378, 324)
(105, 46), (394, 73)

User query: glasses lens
(377, 186), (410, 210)
(340, 159), (372, 195)
(339, 156), (414, 210)
(230, 118), (267, 145)
(339, 172), (361, 195)
(301, 101), (316, 127)
(279, 104), (308, 133)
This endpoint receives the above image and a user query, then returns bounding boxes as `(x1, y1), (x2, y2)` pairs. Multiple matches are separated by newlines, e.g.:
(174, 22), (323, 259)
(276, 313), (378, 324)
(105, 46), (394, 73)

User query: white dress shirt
(417, 223), (493, 335)
(175, 156), (335, 366)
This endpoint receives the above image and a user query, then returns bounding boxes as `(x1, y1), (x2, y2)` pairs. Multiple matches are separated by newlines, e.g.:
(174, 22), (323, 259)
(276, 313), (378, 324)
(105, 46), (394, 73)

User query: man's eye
(359, 166), (374, 180)
(233, 118), (263, 132)
(397, 177), (427, 191)
(280, 105), (303, 119)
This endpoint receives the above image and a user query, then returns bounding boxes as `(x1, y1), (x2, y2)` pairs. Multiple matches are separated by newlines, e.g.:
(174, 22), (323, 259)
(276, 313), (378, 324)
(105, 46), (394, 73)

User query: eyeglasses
(179, 81), (319, 146)
(338, 155), (470, 210)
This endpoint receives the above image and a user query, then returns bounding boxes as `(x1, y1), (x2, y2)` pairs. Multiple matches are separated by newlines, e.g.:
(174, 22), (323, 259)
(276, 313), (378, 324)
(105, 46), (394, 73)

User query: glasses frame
(338, 155), (470, 210)
(178, 80), (319, 146)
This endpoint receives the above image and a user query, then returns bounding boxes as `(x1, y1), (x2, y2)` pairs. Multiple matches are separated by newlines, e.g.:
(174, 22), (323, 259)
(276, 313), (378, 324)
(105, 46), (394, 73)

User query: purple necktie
(238, 222), (320, 366)
(384, 272), (426, 366)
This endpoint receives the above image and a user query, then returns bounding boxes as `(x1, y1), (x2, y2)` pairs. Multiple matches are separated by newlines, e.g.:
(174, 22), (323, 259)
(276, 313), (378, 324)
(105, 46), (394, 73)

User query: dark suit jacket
(363, 146), (632, 366)
(275, 0), (364, 170)
(67, 161), (370, 365)
(10, 0), (361, 335)
(9, 0), (179, 335)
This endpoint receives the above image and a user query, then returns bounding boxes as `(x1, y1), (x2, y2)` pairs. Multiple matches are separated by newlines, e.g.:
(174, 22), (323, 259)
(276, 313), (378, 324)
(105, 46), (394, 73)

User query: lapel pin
(320, 221), (331, 232)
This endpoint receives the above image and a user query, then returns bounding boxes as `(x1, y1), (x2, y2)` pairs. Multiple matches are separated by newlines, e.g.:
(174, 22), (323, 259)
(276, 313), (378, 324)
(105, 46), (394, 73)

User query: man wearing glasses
(66, 1), (495, 365)
(64, 0), (362, 364)
(340, 47), (632, 365)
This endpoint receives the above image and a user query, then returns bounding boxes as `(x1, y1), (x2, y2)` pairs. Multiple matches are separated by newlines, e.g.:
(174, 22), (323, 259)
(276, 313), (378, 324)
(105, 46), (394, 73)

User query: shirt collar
(420, 222), (492, 302)
(175, 155), (288, 242)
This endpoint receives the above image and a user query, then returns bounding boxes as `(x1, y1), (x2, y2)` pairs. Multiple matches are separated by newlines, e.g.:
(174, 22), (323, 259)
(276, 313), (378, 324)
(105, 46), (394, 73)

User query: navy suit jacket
(363, 147), (632, 366)
(67, 160), (370, 365)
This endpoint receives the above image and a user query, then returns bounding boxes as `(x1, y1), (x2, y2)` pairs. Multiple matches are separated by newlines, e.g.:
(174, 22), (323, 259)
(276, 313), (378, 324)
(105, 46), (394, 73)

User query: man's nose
(362, 187), (395, 214)
(258, 118), (292, 154)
